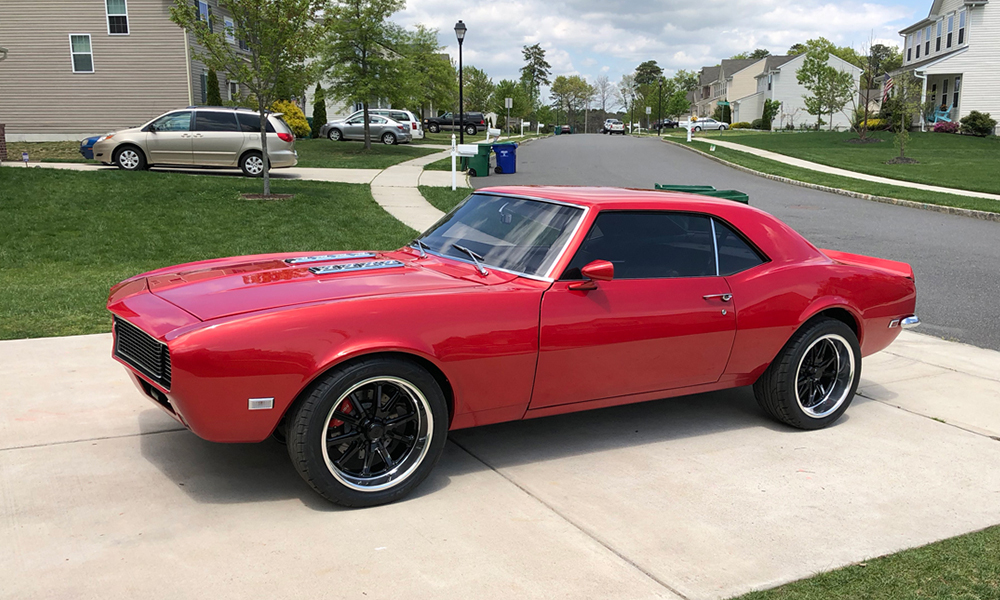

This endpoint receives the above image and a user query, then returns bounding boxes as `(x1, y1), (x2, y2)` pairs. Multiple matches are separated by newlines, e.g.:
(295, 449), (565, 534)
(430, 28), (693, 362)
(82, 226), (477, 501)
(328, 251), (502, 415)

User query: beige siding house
(0, 0), (244, 141)
(692, 59), (758, 117)
(897, 0), (1000, 133)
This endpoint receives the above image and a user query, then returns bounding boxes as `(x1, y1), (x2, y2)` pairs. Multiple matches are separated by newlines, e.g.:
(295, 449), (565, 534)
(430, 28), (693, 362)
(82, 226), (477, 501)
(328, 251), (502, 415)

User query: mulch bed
(240, 193), (295, 200)
(884, 157), (920, 164)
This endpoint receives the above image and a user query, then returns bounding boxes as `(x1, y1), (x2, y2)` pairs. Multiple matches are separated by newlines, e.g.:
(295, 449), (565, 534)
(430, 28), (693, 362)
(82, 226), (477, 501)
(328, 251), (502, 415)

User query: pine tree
(206, 69), (222, 105)
(312, 82), (327, 138)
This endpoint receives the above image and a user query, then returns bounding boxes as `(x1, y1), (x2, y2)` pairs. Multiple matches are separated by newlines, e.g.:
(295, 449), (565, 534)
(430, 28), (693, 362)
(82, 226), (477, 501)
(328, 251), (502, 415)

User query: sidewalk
(689, 137), (1000, 202)
(2, 330), (999, 599)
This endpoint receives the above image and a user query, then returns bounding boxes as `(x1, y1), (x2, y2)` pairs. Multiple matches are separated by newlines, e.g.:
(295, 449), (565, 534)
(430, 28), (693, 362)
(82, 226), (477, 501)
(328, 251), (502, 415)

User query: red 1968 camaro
(108, 186), (918, 507)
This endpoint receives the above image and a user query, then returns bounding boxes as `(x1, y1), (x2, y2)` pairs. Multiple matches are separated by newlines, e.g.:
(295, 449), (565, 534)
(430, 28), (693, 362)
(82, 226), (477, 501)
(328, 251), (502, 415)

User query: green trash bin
(654, 184), (717, 193)
(467, 144), (491, 177)
(702, 190), (749, 204)
(653, 183), (750, 204)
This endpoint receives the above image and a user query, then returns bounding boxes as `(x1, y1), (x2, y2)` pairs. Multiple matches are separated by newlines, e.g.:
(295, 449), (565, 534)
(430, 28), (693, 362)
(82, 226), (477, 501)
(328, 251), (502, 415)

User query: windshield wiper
(410, 238), (428, 258)
(451, 244), (489, 276)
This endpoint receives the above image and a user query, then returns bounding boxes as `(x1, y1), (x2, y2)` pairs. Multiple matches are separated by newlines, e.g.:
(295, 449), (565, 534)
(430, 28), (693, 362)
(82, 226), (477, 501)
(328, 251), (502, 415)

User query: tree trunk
(258, 96), (271, 196)
(363, 102), (371, 150)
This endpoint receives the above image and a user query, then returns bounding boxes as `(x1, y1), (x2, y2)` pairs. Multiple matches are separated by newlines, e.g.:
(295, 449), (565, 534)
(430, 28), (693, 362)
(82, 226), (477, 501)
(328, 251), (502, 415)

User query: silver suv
(92, 107), (298, 177)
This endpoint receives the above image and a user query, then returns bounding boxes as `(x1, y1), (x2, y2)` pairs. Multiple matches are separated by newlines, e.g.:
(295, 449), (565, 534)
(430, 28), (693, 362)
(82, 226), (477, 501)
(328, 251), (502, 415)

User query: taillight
(412, 122), (417, 129)
(397, 125), (406, 131)
(479, 119), (484, 125)
(277, 132), (293, 142)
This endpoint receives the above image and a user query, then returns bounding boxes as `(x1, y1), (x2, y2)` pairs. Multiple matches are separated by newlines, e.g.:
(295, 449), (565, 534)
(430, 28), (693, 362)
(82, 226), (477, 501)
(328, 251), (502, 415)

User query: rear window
(236, 112), (276, 133)
(195, 111), (239, 132)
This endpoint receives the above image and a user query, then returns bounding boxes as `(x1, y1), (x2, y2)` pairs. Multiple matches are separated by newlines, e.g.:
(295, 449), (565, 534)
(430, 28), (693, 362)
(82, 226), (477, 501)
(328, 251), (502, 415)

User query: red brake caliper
(329, 399), (354, 428)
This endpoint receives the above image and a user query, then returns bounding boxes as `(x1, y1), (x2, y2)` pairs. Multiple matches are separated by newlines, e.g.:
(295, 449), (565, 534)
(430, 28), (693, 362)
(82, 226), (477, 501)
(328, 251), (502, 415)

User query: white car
(679, 118), (729, 132)
(605, 119), (625, 135)
(337, 108), (423, 140)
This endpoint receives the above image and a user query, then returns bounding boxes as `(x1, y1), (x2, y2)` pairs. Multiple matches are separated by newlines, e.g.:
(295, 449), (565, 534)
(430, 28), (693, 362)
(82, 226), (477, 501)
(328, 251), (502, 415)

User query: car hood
(143, 251), (499, 321)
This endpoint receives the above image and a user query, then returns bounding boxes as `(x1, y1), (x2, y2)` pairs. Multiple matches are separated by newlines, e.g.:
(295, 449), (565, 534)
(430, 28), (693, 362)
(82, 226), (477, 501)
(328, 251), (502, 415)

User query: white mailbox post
(451, 137), (479, 191)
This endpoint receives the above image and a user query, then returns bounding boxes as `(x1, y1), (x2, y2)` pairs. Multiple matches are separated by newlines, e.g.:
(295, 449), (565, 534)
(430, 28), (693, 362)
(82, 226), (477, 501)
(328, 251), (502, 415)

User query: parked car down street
(319, 114), (413, 145)
(91, 107), (298, 177)
(604, 119), (625, 135)
(678, 117), (729, 131)
(423, 111), (487, 135)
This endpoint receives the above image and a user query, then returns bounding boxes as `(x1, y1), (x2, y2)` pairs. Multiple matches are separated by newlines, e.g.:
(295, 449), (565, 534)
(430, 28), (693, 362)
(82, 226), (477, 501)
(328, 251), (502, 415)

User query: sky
(393, 0), (931, 102)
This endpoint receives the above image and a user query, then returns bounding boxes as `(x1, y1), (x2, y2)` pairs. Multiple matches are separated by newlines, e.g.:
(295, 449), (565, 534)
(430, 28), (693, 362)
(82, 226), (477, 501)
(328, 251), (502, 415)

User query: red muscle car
(108, 186), (918, 507)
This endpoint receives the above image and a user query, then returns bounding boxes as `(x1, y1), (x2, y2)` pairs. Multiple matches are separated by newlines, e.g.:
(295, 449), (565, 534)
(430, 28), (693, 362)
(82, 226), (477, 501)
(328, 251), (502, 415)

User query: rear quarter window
(713, 219), (767, 275)
(236, 112), (276, 133)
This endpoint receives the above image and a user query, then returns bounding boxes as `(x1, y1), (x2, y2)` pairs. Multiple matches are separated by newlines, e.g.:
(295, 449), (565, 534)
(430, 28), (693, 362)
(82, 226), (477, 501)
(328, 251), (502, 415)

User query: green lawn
(424, 156), (468, 172)
(681, 130), (1000, 195)
(5, 141), (92, 163)
(293, 138), (439, 169)
(0, 169), (415, 340)
(418, 186), (471, 213)
(669, 140), (1000, 214)
(736, 525), (1000, 600)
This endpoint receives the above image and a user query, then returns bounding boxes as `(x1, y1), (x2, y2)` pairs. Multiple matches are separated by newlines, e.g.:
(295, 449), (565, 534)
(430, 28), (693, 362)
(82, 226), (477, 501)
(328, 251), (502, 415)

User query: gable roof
(720, 58), (759, 76)
(754, 55), (797, 78)
(699, 66), (721, 86)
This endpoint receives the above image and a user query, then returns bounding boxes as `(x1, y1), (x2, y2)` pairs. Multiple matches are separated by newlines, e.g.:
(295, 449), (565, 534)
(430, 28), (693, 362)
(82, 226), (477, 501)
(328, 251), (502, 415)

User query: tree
(634, 60), (663, 86)
(550, 75), (595, 132)
(323, 0), (407, 150)
(797, 46), (856, 130)
(519, 43), (551, 115)
(593, 74), (615, 121)
(399, 25), (456, 118)
(490, 79), (529, 133)
(463, 66), (494, 113)
(664, 89), (690, 119)
(730, 48), (770, 60)
(206, 69), (223, 105)
(312, 81), (327, 138)
(672, 70), (699, 95)
(864, 43), (902, 89)
(170, 0), (323, 196)
(616, 73), (640, 121)
(889, 72), (923, 162)
(788, 43), (808, 55)
(761, 99), (781, 130)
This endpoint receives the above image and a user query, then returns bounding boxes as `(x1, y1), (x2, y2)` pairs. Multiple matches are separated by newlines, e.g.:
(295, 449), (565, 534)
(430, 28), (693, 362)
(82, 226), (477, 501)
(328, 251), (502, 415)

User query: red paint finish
(107, 186), (918, 443)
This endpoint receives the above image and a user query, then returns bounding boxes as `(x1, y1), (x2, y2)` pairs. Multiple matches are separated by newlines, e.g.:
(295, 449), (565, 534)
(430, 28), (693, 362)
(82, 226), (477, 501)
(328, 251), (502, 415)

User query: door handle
(703, 293), (732, 302)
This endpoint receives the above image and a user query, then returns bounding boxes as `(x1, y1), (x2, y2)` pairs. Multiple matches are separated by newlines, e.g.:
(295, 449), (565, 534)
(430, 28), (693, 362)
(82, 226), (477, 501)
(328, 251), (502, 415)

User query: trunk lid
(822, 249), (915, 280)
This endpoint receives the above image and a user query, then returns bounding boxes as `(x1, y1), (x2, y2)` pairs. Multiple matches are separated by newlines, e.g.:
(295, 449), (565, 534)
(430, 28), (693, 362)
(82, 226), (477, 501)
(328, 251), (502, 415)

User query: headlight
(97, 134), (114, 143)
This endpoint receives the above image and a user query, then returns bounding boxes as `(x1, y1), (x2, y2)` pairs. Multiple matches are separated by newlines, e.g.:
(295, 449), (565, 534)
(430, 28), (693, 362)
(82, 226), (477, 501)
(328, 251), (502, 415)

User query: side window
(151, 111), (192, 132)
(713, 219), (766, 276)
(562, 211), (716, 280)
(236, 112), (275, 133)
(195, 111), (239, 132)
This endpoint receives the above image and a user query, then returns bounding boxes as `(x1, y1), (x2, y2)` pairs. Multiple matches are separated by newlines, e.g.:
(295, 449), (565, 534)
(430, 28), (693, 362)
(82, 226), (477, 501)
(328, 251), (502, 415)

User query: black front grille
(114, 317), (172, 389)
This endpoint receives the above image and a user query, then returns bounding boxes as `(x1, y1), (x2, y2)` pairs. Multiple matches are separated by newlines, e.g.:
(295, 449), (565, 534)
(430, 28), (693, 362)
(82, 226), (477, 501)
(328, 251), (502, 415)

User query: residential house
(692, 59), (758, 117)
(0, 0), (253, 141)
(895, 0), (999, 133)
(731, 54), (861, 129)
(730, 56), (793, 124)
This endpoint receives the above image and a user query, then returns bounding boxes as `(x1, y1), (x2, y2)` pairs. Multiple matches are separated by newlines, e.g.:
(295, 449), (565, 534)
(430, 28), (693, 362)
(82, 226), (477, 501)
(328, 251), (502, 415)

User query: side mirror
(145, 124), (157, 133)
(568, 260), (614, 290)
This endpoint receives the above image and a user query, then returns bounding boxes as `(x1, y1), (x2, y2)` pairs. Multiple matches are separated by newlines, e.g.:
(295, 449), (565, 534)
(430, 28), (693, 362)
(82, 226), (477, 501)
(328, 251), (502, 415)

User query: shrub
(933, 121), (959, 134)
(861, 118), (888, 131)
(206, 70), (222, 106)
(271, 100), (311, 138)
(761, 99), (781, 131)
(750, 118), (763, 130)
(730, 121), (752, 129)
(311, 83), (328, 139)
(960, 111), (997, 137)
(784, 122), (795, 130)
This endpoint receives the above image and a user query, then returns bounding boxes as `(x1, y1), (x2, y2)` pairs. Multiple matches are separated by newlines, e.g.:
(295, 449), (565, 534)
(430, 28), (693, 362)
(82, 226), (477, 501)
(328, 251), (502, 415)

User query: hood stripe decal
(286, 252), (376, 265)
(309, 260), (405, 275)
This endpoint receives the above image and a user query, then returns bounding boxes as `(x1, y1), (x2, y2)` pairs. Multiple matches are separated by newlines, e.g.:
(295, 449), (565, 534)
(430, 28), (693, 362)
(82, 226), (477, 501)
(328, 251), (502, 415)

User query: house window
(936, 20), (942, 51)
(228, 81), (239, 101)
(958, 10), (966, 44)
(196, 1), (212, 32)
(69, 34), (94, 73)
(224, 17), (235, 43)
(200, 71), (208, 104)
(925, 26), (931, 55)
(767, 74), (772, 90)
(106, 0), (128, 35)
(954, 76), (961, 108)
(906, 35), (912, 61)
(947, 15), (953, 47)
(916, 31), (921, 59)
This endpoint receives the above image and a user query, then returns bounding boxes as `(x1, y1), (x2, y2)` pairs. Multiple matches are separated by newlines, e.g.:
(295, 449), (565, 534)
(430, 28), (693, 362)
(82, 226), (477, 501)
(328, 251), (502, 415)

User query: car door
(145, 111), (193, 165)
(192, 110), (244, 166)
(342, 116), (366, 140)
(530, 210), (738, 409)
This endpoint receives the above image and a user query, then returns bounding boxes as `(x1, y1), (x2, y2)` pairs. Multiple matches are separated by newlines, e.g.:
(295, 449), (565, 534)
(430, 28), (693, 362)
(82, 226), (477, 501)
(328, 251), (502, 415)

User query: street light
(454, 20), (467, 144)
(657, 78), (663, 135)
(630, 92), (635, 135)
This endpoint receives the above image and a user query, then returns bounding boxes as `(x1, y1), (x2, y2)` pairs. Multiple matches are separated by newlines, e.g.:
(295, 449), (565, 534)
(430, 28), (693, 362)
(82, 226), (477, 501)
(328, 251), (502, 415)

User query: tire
(720, 125), (729, 131)
(381, 132), (397, 145)
(753, 317), (861, 430)
(465, 124), (477, 136)
(328, 129), (343, 142)
(494, 165), (503, 174)
(468, 168), (477, 177)
(114, 146), (146, 171)
(694, 126), (702, 132)
(428, 123), (440, 134)
(287, 357), (449, 507)
(240, 151), (265, 177)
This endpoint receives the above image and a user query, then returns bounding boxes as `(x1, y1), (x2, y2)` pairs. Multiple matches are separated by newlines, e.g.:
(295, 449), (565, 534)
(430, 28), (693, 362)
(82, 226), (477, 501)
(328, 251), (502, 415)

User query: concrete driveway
(3, 333), (999, 600)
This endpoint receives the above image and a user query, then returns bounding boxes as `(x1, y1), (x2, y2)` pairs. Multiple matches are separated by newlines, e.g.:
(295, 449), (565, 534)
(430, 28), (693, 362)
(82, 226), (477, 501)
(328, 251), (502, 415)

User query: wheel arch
(238, 148), (262, 164)
(113, 143), (146, 164)
(798, 300), (864, 346)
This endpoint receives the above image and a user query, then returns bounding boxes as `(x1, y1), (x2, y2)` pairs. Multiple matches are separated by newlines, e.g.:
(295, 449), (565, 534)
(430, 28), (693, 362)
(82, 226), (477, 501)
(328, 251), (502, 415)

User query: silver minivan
(92, 107), (298, 177)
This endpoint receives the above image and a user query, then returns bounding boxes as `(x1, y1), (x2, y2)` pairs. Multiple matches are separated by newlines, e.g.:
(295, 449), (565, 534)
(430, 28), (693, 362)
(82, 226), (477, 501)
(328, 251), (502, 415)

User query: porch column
(920, 74), (928, 132)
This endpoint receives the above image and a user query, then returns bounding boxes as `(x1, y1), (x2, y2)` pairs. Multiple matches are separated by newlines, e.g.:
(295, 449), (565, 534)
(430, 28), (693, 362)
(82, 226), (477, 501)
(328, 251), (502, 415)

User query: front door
(530, 210), (738, 409)
(145, 111), (193, 165)
(342, 116), (366, 140)
(192, 110), (245, 166)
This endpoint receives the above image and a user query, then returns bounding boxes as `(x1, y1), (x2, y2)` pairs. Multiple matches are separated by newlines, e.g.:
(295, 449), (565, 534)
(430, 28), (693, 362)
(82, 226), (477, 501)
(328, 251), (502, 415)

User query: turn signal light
(277, 132), (293, 142)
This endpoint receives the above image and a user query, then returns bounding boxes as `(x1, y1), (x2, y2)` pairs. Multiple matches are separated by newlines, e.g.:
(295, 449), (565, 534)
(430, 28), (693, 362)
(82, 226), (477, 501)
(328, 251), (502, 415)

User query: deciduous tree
(400, 25), (457, 117)
(463, 65), (494, 113)
(797, 46), (856, 130)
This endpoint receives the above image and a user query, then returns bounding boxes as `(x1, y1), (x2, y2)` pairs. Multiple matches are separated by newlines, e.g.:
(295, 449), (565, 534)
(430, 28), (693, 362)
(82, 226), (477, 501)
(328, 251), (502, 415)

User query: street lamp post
(657, 78), (662, 135)
(629, 92), (635, 135)
(454, 20), (467, 144)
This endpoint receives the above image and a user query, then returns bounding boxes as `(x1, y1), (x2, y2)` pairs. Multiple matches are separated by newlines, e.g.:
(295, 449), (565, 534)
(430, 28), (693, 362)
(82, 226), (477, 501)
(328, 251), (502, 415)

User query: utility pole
(657, 78), (662, 135)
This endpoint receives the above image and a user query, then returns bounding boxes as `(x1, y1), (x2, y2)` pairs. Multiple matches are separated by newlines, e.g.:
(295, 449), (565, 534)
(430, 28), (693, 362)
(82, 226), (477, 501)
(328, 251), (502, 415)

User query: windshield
(418, 193), (585, 278)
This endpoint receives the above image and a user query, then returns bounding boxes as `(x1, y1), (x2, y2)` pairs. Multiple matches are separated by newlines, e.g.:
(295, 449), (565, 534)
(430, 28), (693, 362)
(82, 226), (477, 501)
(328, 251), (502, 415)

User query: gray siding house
(0, 0), (244, 141)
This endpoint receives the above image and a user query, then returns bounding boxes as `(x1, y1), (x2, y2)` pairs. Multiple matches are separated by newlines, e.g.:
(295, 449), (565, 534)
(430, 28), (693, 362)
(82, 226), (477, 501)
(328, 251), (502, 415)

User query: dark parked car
(79, 136), (100, 160)
(423, 112), (486, 135)
(652, 119), (678, 129)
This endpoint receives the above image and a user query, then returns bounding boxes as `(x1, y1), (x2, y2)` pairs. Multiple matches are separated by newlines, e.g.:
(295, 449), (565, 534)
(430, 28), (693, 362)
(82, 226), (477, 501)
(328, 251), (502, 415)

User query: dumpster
(464, 144), (492, 177)
(492, 142), (518, 174)
(653, 183), (749, 204)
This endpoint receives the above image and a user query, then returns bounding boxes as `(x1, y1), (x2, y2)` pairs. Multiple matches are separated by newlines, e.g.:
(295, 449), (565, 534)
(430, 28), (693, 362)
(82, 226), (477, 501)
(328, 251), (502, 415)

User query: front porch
(922, 72), (964, 129)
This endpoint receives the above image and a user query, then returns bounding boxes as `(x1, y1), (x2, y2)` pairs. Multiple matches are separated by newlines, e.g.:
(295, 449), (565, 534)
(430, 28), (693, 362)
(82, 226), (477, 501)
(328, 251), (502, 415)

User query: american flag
(882, 75), (895, 102)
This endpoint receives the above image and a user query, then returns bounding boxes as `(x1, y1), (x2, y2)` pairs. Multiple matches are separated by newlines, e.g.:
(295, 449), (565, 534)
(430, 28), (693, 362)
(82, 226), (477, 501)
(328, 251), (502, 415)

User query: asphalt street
(474, 134), (1000, 351)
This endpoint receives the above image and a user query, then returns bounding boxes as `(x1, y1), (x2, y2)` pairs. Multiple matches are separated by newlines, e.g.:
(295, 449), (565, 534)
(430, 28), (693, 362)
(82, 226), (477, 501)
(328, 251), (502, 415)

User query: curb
(662, 139), (1000, 223)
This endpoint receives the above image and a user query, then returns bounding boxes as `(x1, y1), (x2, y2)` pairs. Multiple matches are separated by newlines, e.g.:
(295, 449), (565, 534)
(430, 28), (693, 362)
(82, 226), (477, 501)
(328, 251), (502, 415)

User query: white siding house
(897, 0), (1000, 133)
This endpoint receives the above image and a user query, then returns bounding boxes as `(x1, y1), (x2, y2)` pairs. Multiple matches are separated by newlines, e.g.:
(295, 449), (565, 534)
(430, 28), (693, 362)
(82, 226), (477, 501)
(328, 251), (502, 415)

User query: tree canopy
(463, 65), (494, 113)
(797, 45), (857, 130)
(519, 43), (551, 112)
(634, 60), (663, 86)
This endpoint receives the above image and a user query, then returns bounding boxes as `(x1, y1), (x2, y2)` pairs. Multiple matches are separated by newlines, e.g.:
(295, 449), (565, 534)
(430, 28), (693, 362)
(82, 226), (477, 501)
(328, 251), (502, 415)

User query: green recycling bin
(465, 144), (492, 177)
(654, 183), (750, 204)
(654, 184), (717, 193)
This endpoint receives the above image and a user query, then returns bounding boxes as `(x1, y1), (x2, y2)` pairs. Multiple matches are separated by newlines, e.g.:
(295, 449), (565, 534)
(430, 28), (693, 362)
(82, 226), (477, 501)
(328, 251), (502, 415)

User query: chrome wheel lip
(794, 333), (855, 419)
(119, 149), (140, 169)
(321, 375), (433, 493)
(244, 155), (264, 174)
